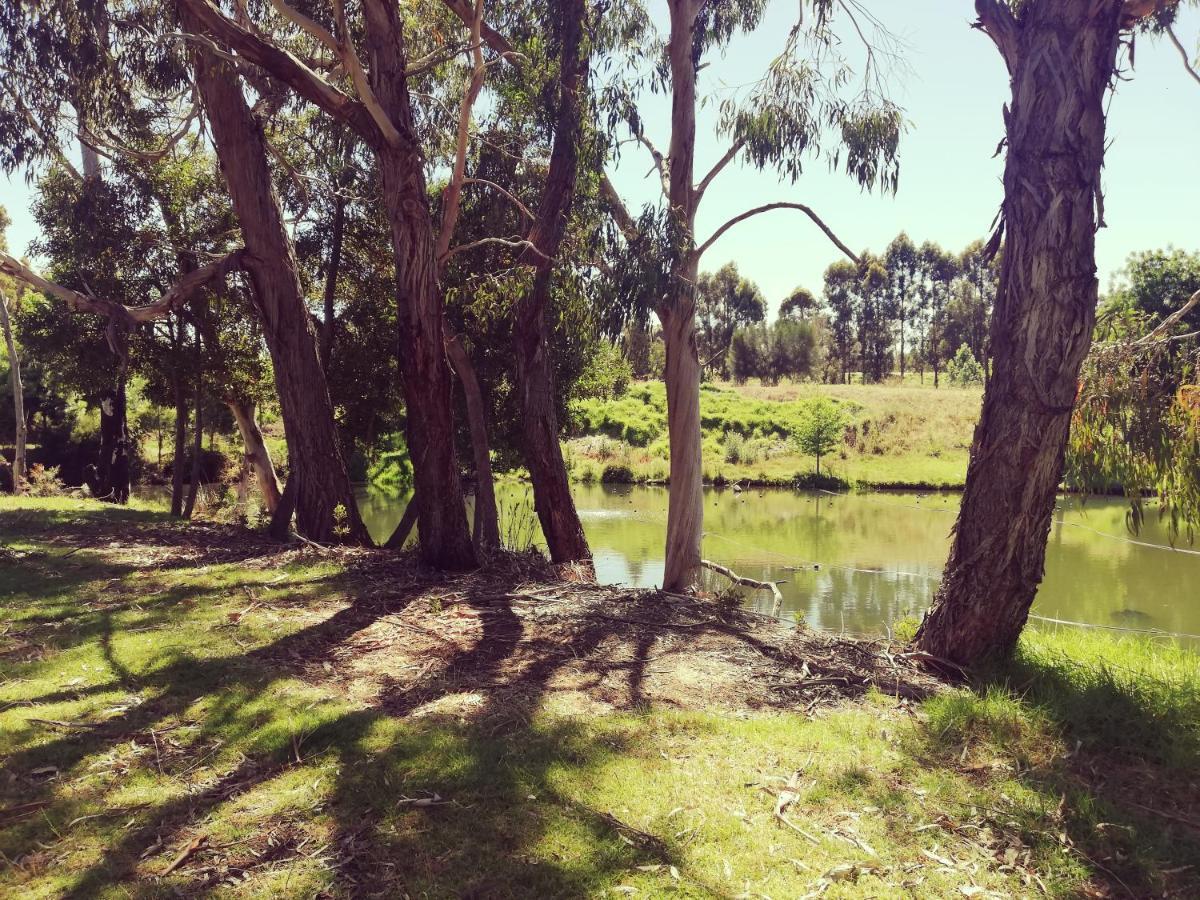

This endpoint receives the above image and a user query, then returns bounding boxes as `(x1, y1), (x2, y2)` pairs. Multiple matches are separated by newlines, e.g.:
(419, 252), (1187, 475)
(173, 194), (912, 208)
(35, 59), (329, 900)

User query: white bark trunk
(662, 299), (704, 590)
(0, 293), (25, 493)
(227, 399), (282, 513)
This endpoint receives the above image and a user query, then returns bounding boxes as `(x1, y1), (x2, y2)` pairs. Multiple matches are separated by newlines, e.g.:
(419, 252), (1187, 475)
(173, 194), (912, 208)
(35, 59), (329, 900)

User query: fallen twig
(702, 559), (784, 616)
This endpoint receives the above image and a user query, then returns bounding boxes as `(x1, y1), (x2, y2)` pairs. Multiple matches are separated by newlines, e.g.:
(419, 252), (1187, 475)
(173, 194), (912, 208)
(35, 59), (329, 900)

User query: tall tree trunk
(227, 399), (282, 513)
(183, 369), (204, 519)
(444, 327), (500, 553)
(915, 0), (1122, 665)
(0, 292), (25, 493)
(182, 8), (366, 544)
(320, 195), (345, 372)
(96, 376), (129, 503)
(660, 0), (704, 591)
(171, 371), (188, 517)
(513, 0), (591, 564)
(362, 0), (474, 569)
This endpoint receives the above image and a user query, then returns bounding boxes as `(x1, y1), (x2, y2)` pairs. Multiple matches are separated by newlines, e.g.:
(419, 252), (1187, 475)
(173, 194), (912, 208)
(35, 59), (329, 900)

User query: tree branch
(973, 0), (1020, 72)
(435, 0), (488, 266)
(1135, 289), (1200, 346)
(701, 559), (783, 616)
(695, 203), (860, 264)
(266, 0), (338, 53)
(441, 236), (550, 262)
(598, 172), (640, 243)
(695, 137), (744, 204)
(0, 249), (244, 324)
(463, 177), (535, 221)
(178, 0), (384, 147)
(439, 0), (519, 66)
(637, 132), (670, 198)
(331, 0), (403, 148)
(1166, 24), (1200, 88)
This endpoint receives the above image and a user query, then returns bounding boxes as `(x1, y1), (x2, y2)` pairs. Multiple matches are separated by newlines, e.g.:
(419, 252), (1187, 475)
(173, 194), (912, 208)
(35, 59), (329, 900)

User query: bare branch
(440, 0), (519, 66)
(1135, 289), (1200, 346)
(701, 559), (783, 617)
(331, 0), (403, 148)
(178, 0), (383, 146)
(695, 137), (744, 204)
(441, 236), (550, 262)
(637, 132), (670, 198)
(695, 202), (859, 264)
(435, 0), (488, 267)
(0, 249), (244, 324)
(1166, 25), (1200, 88)
(598, 172), (640, 243)
(266, 0), (338, 53)
(406, 41), (468, 77)
(463, 177), (535, 221)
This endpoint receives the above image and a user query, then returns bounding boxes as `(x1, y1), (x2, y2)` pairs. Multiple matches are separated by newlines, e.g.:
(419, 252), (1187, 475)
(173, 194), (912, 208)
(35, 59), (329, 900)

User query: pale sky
(3, 1), (1198, 318)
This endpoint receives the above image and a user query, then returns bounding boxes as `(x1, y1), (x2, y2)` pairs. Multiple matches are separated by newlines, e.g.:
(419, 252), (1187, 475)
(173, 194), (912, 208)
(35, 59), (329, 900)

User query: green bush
(600, 463), (635, 484)
(947, 343), (985, 387)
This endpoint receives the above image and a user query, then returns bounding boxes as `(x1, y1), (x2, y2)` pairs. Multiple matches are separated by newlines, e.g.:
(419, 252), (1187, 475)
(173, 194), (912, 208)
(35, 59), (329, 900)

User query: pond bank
(3, 497), (1199, 897)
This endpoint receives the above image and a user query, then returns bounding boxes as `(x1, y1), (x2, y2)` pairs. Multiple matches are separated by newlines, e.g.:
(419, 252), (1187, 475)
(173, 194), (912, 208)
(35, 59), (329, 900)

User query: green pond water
(357, 484), (1200, 646)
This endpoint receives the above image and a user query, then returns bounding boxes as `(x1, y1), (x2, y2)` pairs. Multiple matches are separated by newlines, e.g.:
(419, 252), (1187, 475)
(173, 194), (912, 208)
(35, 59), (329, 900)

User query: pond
(357, 483), (1200, 647)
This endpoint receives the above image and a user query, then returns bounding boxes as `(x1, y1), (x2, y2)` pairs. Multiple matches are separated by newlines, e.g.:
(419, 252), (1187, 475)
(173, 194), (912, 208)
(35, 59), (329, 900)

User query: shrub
(600, 463), (635, 484)
(24, 464), (65, 497)
(793, 398), (848, 476)
(947, 343), (985, 387)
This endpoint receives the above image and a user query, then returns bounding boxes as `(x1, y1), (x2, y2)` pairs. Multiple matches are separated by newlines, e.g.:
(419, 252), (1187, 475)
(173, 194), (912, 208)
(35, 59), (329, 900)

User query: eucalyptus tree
(915, 241), (957, 388)
(884, 233), (921, 378)
(914, 0), (1180, 664)
(822, 259), (858, 384)
(695, 263), (766, 379)
(780, 286), (818, 321)
(601, 0), (899, 590)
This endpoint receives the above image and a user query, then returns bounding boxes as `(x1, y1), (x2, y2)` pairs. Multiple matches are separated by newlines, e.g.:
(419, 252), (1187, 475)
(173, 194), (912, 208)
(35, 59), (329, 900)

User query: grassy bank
(566, 380), (982, 490)
(3, 497), (1199, 898)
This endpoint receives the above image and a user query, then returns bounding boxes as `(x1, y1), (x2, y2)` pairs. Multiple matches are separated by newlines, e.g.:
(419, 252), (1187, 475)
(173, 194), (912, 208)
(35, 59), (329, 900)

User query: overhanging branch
(695, 202), (860, 265)
(695, 137), (744, 204)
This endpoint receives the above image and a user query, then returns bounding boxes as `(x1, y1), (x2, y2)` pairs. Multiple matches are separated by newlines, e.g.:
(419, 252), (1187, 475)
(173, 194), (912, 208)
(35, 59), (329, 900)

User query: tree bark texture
(513, 0), (591, 565)
(361, 0), (475, 568)
(661, 0), (704, 592)
(183, 367), (204, 519)
(915, 0), (1123, 664)
(171, 368), (188, 517)
(183, 8), (366, 544)
(0, 293), (26, 493)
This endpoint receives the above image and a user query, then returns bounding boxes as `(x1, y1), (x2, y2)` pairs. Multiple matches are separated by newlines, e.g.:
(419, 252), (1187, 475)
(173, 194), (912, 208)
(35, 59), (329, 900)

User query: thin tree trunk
(171, 371), (188, 517)
(384, 492), (420, 550)
(661, 0), (704, 592)
(444, 327), (499, 553)
(320, 195), (345, 372)
(362, 0), (474, 569)
(916, 0), (1122, 665)
(513, 0), (591, 565)
(0, 292), (25, 493)
(183, 368), (204, 519)
(227, 399), (281, 513)
(182, 9), (366, 544)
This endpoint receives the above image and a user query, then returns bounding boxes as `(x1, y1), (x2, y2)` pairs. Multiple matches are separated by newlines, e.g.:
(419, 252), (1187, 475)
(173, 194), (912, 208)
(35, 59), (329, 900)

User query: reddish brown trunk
(444, 327), (500, 553)
(915, 0), (1122, 664)
(183, 8), (366, 544)
(513, 0), (590, 564)
(362, 0), (474, 569)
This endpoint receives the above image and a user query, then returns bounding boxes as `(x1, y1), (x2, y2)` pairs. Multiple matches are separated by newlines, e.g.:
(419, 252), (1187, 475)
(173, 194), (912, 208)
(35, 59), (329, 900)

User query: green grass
(3, 497), (1198, 897)
(566, 380), (982, 490)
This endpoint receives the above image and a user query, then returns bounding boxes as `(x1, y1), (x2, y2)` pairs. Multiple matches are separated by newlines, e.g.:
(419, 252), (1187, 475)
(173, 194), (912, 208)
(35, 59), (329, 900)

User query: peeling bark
(182, 3), (366, 544)
(513, 0), (591, 565)
(228, 399), (282, 513)
(916, 0), (1125, 664)
(0, 292), (25, 493)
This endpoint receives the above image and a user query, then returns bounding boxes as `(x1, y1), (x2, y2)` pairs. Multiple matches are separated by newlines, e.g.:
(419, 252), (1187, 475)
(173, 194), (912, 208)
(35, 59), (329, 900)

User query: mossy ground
(2, 497), (1198, 898)
(566, 379), (982, 490)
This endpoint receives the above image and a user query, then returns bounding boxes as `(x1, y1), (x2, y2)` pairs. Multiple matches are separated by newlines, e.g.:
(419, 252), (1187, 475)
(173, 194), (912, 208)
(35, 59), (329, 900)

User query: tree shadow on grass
(2, 541), (691, 898)
(912, 643), (1200, 897)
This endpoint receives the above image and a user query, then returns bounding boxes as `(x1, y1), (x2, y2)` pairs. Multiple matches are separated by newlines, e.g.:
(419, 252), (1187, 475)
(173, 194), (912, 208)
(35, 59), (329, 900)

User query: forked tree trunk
(227, 399), (281, 513)
(362, 0), (474, 569)
(0, 292), (25, 493)
(514, 0), (591, 564)
(915, 0), (1122, 665)
(660, 0), (704, 592)
(183, 10), (366, 544)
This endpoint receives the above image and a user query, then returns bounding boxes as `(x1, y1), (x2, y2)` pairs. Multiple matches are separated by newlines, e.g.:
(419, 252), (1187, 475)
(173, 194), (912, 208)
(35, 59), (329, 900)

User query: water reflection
(355, 484), (1200, 647)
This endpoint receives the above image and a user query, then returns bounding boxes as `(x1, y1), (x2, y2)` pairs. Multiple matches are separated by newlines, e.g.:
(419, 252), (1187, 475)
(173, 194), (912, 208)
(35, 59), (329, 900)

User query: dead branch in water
(701, 559), (784, 617)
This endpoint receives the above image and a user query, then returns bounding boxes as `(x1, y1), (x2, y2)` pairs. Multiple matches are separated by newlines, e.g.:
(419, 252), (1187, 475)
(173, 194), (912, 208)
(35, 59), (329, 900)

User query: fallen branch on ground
(701, 559), (783, 616)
